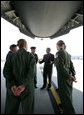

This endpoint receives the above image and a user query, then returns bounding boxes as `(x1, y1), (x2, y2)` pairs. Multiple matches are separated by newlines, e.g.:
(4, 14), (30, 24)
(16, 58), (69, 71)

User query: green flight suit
(3, 48), (36, 114)
(31, 53), (38, 87)
(54, 48), (76, 114)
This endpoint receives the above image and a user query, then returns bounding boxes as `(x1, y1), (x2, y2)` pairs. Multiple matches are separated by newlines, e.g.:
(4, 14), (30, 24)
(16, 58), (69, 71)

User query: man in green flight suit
(54, 40), (77, 114)
(3, 39), (36, 114)
(30, 47), (38, 88)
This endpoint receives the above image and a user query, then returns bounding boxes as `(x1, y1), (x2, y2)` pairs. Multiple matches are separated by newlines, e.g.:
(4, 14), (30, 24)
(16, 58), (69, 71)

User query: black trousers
(43, 67), (52, 87)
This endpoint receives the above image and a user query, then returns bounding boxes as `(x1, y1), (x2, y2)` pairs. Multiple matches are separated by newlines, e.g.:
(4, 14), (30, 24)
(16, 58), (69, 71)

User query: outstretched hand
(11, 85), (26, 96)
(38, 59), (41, 64)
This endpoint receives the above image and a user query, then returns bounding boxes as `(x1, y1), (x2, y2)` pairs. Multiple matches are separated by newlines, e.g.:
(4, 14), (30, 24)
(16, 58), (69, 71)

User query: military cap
(30, 47), (36, 49)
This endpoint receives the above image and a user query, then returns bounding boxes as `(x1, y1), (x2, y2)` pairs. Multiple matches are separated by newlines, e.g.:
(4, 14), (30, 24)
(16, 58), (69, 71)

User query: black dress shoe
(56, 88), (59, 91)
(35, 86), (38, 88)
(40, 86), (46, 90)
(47, 86), (51, 90)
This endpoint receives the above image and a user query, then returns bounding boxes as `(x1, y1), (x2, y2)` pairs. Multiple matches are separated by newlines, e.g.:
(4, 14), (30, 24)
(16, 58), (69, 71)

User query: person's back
(55, 40), (76, 114)
(58, 48), (75, 78)
(6, 44), (17, 60)
(3, 39), (36, 114)
(10, 48), (35, 87)
(57, 48), (71, 77)
(6, 51), (12, 60)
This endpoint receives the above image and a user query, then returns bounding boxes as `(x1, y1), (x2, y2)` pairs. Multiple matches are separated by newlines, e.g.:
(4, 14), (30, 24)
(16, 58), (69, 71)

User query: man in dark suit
(39, 48), (54, 90)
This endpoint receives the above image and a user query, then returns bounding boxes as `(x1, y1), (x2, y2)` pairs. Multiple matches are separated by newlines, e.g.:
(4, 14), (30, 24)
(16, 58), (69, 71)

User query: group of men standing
(3, 39), (77, 114)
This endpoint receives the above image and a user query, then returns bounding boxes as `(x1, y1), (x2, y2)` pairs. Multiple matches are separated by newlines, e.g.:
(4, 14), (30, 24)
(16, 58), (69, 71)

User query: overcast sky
(1, 18), (83, 60)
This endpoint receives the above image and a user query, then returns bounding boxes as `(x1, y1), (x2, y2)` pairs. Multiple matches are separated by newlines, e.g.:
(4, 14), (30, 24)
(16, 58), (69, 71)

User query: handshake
(38, 59), (41, 64)
(11, 85), (26, 96)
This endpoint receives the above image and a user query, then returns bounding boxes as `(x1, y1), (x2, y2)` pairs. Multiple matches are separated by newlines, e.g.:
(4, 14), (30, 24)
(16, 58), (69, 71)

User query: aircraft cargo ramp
(1, 62), (83, 114)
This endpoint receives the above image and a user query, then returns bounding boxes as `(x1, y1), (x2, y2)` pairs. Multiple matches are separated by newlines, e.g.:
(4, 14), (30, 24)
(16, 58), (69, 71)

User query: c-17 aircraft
(1, 1), (83, 114)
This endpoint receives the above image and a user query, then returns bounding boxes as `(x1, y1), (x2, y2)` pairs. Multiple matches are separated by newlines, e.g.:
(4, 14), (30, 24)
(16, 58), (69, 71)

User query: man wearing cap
(31, 47), (38, 88)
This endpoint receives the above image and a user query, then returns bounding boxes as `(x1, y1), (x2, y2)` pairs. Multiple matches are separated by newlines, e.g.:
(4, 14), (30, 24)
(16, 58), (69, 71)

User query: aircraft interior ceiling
(1, 1), (83, 39)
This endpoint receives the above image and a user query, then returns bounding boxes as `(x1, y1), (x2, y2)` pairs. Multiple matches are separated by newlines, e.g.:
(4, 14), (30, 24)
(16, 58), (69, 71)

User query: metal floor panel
(34, 66), (55, 114)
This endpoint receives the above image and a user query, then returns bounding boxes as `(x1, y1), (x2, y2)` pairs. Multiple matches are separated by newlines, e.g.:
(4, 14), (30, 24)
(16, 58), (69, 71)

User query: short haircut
(47, 48), (51, 51)
(10, 44), (17, 50)
(57, 40), (65, 47)
(17, 39), (27, 48)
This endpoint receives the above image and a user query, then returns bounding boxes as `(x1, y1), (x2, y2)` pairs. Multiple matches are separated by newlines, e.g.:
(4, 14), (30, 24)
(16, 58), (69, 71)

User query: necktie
(47, 54), (49, 61)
